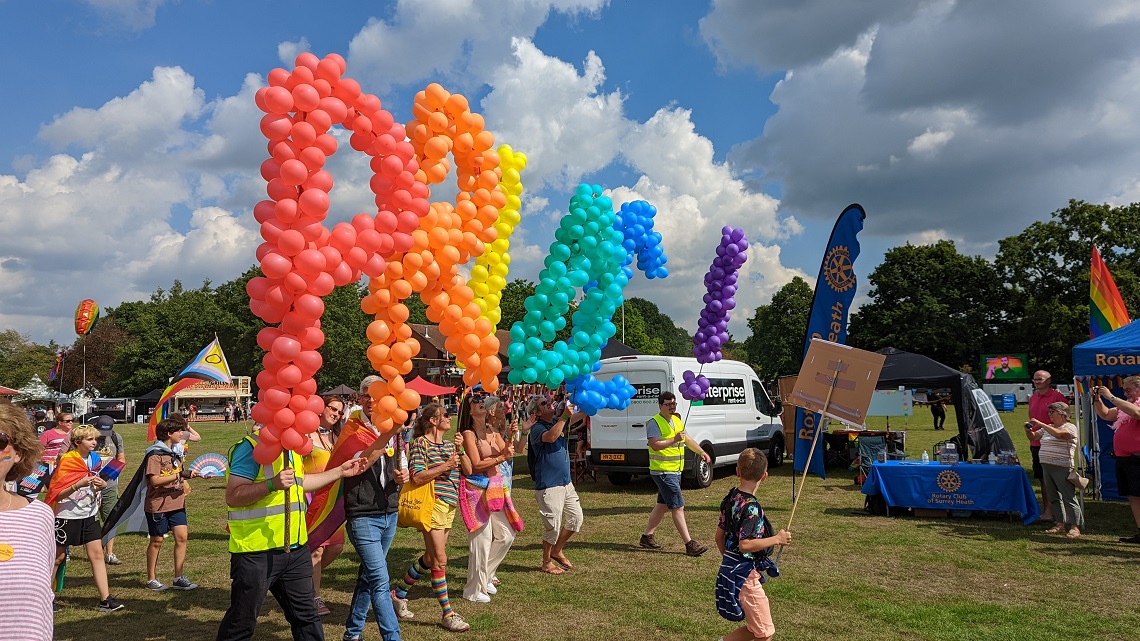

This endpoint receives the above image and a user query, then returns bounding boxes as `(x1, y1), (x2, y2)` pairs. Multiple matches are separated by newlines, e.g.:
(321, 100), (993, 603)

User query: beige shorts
(431, 497), (457, 530)
(741, 569), (775, 638)
(534, 483), (584, 545)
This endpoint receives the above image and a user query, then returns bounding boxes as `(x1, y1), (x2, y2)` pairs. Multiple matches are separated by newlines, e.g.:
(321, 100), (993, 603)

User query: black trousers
(216, 544), (323, 641)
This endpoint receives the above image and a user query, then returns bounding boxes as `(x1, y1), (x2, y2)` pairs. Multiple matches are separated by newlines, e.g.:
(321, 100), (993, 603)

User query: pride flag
(48, 350), (63, 382)
(305, 418), (381, 548)
(1090, 246), (1130, 338)
(148, 338), (233, 439)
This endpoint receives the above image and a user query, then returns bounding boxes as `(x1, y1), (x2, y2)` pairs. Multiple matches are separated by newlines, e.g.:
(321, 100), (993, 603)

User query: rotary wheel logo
(823, 246), (856, 293)
(937, 470), (962, 493)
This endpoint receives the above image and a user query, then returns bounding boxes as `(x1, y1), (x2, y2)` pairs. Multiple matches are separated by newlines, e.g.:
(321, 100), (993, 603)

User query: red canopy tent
(0, 385), (18, 396)
(404, 377), (458, 396)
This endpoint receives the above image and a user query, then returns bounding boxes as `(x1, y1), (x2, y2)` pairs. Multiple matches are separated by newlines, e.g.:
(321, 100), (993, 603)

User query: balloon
(508, 188), (666, 412)
(681, 227), (749, 399)
(74, 299), (100, 336)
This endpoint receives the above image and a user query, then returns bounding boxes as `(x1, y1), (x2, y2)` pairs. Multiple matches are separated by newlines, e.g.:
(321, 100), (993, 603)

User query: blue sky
(3, 0), (1140, 351)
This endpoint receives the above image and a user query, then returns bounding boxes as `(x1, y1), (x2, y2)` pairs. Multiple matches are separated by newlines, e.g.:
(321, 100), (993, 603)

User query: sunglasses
(0, 431), (9, 449)
(58, 418), (74, 423)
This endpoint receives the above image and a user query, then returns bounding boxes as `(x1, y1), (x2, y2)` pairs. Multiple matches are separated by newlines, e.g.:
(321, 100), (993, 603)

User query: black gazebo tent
(875, 347), (1014, 458)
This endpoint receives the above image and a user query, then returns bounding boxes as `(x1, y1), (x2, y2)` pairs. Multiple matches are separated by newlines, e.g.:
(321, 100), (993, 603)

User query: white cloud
(81, 0), (168, 30)
(40, 67), (206, 163)
(907, 128), (953, 157)
(278, 38), (313, 67)
(345, 0), (607, 94)
(481, 38), (627, 191)
(474, 41), (806, 334)
(0, 66), (262, 346)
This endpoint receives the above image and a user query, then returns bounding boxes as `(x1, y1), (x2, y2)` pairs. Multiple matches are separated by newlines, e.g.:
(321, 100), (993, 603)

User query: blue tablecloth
(862, 460), (1040, 525)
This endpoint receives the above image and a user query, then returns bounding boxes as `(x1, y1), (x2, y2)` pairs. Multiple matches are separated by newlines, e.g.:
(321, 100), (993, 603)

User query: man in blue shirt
(526, 395), (584, 575)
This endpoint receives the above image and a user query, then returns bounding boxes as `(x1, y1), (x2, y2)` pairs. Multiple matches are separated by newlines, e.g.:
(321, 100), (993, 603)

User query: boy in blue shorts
(715, 448), (790, 641)
(143, 418), (200, 591)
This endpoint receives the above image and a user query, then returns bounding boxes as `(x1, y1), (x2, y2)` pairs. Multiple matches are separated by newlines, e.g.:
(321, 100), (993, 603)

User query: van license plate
(599, 453), (625, 461)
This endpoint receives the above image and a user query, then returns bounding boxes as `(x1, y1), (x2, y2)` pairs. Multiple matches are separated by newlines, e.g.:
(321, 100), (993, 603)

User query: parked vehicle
(588, 356), (784, 488)
(86, 398), (135, 423)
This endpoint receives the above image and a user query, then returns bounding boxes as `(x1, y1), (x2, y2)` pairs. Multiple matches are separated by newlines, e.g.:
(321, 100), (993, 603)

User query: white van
(587, 356), (784, 487)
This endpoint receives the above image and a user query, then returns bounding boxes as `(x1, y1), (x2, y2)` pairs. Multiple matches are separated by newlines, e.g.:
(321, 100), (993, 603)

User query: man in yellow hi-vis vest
(216, 432), (369, 641)
(639, 391), (711, 556)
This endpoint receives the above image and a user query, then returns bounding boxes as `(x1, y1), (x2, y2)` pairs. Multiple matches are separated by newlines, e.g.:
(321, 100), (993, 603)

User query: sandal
(551, 554), (573, 570)
(540, 563), (565, 575)
(1044, 524), (1065, 534)
(1066, 528), (1082, 539)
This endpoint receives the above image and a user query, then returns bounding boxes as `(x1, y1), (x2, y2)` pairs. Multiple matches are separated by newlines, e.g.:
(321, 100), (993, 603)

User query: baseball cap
(91, 415), (116, 431)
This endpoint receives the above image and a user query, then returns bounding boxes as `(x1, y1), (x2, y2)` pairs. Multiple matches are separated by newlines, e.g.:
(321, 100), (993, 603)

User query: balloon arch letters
(247, 52), (747, 461)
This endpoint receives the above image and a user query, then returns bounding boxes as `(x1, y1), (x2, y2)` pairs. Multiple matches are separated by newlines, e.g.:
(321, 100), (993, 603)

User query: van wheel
(691, 447), (714, 488)
(768, 436), (785, 467)
(607, 472), (632, 486)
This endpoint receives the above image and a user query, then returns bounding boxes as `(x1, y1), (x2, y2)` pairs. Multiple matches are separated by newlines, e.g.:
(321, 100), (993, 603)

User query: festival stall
(1072, 321), (1140, 501)
(875, 347), (1014, 459)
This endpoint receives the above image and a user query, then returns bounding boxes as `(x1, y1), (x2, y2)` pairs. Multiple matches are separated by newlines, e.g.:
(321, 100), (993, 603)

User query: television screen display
(980, 353), (1030, 381)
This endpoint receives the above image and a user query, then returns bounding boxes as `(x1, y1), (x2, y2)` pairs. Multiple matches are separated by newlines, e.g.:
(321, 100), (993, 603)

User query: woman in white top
(1025, 402), (1082, 537)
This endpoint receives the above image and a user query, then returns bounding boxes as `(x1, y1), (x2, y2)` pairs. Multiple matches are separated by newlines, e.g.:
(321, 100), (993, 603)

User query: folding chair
(856, 435), (887, 486)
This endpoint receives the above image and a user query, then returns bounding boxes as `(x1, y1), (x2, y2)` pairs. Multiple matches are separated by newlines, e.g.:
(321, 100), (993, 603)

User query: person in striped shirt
(393, 403), (469, 633)
(0, 402), (56, 639)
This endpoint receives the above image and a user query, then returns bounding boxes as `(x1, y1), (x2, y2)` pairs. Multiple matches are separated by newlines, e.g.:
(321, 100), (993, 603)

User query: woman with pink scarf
(457, 391), (523, 603)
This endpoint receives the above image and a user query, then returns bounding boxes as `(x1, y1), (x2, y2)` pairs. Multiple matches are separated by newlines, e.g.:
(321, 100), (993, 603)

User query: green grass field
(51, 408), (1140, 641)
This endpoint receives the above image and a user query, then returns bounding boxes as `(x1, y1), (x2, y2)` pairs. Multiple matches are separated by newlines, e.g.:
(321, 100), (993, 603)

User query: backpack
(527, 429), (539, 481)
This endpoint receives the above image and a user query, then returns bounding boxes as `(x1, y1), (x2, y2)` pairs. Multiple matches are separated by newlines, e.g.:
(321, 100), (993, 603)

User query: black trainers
(685, 539), (709, 557)
(52, 601), (62, 613)
(98, 596), (125, 612)
(1119, 531), (1140, 544)
(639, 533), (662, 550)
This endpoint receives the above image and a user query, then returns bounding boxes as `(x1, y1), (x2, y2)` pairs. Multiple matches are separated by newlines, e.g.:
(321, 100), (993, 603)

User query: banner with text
(793, 204), (866, 478)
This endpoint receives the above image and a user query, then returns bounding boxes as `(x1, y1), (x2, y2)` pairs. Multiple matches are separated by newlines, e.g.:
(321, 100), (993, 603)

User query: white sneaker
(441, 612), (471, 632)
(465, 592), (491, 603)
(145, 579), (167, 592)
(391, 594), (414, 620)
(484, 582), (497, 595)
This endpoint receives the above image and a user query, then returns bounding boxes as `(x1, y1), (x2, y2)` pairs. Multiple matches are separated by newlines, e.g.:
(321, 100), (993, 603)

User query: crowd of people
(5, 366), (1140, 641)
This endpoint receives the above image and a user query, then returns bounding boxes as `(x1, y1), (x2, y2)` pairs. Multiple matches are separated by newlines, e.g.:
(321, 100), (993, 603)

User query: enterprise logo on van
(631, 383), (664, 400)
(701, 378), (747, 406)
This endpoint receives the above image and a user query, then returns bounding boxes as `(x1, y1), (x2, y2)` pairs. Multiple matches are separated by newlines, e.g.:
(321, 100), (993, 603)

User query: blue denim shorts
(146, 508), (188, 537)
(651, 472), (684, 509)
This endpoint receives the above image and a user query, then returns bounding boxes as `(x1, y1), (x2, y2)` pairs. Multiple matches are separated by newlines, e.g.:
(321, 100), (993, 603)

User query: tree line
(0, 271), (695, 397)
(744, 200), (1140, 381)
(2, 200), (1134, 395)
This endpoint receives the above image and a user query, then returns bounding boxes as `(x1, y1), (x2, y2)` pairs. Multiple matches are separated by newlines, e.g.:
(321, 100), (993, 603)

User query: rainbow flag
(305, 418), (383, 547)
(1091, 246), (1131, 338)
(148, 338), (233, 439)
(48, 350), (63, 382)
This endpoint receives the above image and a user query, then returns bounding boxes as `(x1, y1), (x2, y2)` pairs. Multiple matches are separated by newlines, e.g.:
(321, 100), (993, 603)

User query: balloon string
(282, 455), (292, 552)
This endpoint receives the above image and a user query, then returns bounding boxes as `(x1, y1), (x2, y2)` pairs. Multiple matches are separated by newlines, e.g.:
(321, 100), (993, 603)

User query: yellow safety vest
(648, 413), (686, 473)
(226, 436), (308, 553)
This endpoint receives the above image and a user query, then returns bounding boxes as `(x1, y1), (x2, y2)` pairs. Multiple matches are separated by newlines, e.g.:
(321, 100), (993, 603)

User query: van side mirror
(765, 399), (783, 417)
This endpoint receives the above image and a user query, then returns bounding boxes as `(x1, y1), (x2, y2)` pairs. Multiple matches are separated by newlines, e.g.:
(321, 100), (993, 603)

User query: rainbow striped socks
(395, 556), (429, 600)
(431, 568), (453, 617)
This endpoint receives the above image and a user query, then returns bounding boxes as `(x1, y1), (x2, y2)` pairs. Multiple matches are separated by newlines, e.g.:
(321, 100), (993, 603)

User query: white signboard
(866, 389), (913, 417)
